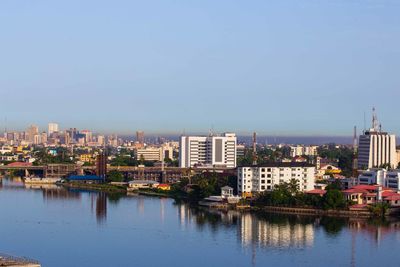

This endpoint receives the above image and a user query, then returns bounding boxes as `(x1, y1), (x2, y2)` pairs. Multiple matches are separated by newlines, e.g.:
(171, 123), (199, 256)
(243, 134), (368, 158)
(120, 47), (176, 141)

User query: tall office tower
(179, 133), (237, 168)
(80, 130), (93, 143)
(136, 131), (145, 144)
(41, 132), (48, 144)
(26, 125), (39, 143)
(358, 108), (397, 169)
(48, 123), (59, 136)
(66, 128), (78, 142)
(96, 153), (107, 181)
(97, 135), (105, 146)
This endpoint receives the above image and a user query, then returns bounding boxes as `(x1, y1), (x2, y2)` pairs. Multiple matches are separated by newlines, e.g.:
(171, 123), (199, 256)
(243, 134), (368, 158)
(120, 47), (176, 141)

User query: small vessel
(24, 176), (61, 184)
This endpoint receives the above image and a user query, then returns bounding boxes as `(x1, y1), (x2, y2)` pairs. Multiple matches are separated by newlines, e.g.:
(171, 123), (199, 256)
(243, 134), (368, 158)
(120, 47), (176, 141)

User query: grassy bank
(62, 182), (127, 193)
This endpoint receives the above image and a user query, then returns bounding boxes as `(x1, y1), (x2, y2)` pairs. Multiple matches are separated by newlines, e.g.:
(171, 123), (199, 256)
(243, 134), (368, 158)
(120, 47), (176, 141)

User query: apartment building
(237, 163), (315, 197)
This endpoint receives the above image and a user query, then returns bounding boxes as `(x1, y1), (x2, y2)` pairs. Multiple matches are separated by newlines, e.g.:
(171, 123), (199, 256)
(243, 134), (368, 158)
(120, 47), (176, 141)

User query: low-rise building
(237, 163), (316, 197)
(135, 147), (163, 161)
(358, 168), (400, 191)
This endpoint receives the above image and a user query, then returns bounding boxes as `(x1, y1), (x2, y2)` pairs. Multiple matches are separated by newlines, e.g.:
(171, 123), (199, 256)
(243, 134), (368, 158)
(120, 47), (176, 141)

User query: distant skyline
(1, 0), (399, 136)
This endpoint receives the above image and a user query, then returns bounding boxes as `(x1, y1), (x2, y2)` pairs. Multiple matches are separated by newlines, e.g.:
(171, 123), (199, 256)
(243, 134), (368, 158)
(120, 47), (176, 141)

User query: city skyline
(0, 107), (396, 138)
(1, 0), (399, 135)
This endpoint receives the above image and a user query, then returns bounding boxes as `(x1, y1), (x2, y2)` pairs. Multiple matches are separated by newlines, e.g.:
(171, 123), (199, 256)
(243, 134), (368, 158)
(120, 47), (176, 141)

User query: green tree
(107, 170), (124, 182)
(322, 189), (346, 210)
(368, 202), (389, 218)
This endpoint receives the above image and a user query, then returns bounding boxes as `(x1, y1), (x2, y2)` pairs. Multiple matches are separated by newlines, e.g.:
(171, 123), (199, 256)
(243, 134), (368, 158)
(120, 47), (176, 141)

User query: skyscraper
(136, 131), (145, 144)
(48, 123), (59, 136)
(26, 125), (39, 143)
(358, 109), (397, 169)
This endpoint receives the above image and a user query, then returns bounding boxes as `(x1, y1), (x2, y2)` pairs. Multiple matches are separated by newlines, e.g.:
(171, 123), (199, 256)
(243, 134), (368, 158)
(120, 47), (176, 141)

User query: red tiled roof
(384, 195), (400, 201)
(7, 162), (32, 167)
(382, 191), (398, 197)
(352, 185), (378, 191)
(306, 189), (326, 195)
(342, 188), (368, 194)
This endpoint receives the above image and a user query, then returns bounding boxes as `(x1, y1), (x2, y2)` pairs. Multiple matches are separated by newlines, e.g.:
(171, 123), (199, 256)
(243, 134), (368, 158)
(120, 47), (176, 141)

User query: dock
(0, 253), (41, 267)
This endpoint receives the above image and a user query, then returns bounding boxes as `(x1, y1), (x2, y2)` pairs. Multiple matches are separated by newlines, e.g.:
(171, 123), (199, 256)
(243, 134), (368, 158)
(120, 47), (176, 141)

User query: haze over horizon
(1, 0), (399, 135)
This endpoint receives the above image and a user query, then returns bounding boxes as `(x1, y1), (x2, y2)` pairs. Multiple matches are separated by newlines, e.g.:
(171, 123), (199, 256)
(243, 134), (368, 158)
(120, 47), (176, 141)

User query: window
(261, 174), (265, 178)
(267, 180), (271, 184)
(267, 186), (271, 190)
(267, 168), (271, 172)
(261, 186), (265, 190)
(261, 180), (265, 184)
(261, 168), (265, 172)
(267, 174), (271, 178)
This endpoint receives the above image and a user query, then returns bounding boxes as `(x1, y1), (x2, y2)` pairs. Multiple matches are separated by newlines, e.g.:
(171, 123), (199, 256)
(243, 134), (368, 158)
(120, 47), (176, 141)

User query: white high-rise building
(179, 133), (237, 168)
(358, 109), (396, 169)
(48, 123), (59, 136)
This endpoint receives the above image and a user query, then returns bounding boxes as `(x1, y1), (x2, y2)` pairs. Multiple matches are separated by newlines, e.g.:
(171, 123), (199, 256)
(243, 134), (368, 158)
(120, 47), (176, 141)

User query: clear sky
(0, 0), (399, 136)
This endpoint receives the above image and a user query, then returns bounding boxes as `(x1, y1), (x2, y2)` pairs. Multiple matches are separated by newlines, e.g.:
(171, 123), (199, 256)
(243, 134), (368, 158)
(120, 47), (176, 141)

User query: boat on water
(24, 177), (61, 184)
(199, 186), (242, 207)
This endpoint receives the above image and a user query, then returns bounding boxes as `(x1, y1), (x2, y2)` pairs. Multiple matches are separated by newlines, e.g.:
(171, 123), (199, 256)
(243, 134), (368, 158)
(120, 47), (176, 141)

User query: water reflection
(175, 202), (400, 252)
(3, 176), (400, 266)
(94, 192), (107, 224)
(240, 213), (314, 248)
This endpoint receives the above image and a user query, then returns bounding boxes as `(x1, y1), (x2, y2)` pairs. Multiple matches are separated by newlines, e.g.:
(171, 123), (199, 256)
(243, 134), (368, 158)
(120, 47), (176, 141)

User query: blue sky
(0, 0), (399, 135)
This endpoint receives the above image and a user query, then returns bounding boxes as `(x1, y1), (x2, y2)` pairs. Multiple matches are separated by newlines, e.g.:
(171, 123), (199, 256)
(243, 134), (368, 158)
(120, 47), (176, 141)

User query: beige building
(136, 147), (163, 161)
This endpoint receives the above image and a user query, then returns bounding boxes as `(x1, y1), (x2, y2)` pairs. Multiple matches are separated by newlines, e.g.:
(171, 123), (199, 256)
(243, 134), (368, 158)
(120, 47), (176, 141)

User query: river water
(1, 177), (400, 267)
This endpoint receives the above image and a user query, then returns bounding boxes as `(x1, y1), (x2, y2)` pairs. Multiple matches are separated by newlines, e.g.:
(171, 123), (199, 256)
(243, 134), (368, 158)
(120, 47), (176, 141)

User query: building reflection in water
(239, 213), (314, 249)
(39, 185), (81, 201)
(137, 196), (145, 215)
(90, 192), (107, 224)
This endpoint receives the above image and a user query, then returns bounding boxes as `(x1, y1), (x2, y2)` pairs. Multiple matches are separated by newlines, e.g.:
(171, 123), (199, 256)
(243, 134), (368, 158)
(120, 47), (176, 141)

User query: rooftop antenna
(372, 107), (379, 132)
(252, 132), (257, 165)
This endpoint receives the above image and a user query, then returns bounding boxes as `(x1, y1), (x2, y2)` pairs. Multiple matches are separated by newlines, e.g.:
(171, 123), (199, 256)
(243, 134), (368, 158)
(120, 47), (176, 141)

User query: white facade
(48, 123), (59, 136)
(237, 163), (316, 196)
(358, 131), (396, 169)
(179, 133), (237, 168)
(358, 168), (400, 191)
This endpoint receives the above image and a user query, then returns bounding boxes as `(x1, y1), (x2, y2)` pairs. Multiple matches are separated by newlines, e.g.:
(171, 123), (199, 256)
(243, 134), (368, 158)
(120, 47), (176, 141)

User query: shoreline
(60, 182), (400, 219)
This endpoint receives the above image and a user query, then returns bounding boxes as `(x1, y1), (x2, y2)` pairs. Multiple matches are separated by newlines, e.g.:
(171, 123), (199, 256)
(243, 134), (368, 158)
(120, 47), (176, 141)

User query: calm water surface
(1, 177), (400, 267)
